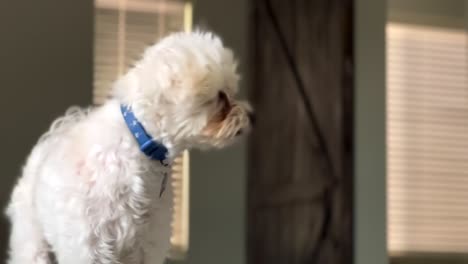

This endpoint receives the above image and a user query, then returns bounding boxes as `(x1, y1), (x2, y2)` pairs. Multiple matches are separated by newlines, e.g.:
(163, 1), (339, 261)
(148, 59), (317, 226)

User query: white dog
(6, 31), (253, 264)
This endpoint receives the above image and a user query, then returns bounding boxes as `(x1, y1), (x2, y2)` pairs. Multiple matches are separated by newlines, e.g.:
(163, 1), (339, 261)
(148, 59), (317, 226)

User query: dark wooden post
(247, 0), (354, 263)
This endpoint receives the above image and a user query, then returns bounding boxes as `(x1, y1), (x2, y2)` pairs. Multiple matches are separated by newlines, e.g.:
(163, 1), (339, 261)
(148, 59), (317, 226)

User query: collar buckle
(140, 140), (168, 161)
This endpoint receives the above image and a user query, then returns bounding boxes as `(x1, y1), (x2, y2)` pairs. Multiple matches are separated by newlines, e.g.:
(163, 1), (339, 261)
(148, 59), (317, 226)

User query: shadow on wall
(0, 0), (93, 260)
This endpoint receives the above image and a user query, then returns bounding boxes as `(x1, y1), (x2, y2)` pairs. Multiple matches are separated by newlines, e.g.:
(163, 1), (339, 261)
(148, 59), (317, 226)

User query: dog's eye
(216, 91), (231, 119)
(218, 91), (227, 102)
(217, 91), (230, 107)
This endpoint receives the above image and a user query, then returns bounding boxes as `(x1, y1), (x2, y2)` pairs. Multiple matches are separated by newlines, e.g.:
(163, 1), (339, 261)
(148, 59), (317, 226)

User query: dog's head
(114, 31), (254, 149)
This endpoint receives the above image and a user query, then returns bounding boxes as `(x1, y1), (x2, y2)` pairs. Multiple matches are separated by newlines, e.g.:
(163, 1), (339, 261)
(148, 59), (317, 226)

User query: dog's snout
(248, 111), (256, 126)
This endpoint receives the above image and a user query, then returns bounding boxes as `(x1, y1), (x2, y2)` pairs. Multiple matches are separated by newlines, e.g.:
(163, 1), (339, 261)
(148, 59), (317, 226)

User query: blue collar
(120, 105), (169, 163)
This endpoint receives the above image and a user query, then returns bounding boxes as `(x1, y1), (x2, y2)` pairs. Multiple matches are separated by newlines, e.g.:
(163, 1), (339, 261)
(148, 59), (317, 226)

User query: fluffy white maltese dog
(6, 31), (253, 264)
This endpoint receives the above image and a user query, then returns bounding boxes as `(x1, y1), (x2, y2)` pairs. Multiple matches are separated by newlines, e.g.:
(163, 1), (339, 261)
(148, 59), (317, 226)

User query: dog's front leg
(141, 204), (173, 264)
(88, 221), (144, 264)
(84, 204), (147, 264)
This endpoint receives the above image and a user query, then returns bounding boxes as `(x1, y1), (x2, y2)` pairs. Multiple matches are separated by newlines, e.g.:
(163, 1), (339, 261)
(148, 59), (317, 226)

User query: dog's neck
(112, 100), (188, 161)
(111, 71), (193, 160)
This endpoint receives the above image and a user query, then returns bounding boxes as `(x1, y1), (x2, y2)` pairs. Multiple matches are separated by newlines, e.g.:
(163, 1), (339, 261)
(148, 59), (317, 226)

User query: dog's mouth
(201, 102), (254, 145)
(235, 111), (255, 137)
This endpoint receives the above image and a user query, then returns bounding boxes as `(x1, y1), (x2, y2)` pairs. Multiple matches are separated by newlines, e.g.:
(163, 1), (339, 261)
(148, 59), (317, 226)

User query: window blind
(387, 23), (468, 254)
(93, 0), (190, 259)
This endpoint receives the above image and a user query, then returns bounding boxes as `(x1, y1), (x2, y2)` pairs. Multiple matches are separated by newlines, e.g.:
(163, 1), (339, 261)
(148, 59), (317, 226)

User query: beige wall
(388, 0), (465, 28)
(0, 0), (93, 259)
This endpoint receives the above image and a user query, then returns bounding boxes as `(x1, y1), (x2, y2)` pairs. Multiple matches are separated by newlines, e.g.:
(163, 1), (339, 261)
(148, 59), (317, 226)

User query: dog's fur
(6, 31), (252, 264)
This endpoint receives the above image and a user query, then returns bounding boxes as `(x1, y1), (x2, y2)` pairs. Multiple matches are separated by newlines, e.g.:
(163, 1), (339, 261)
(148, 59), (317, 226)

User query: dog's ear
(193, 23), (212, 33)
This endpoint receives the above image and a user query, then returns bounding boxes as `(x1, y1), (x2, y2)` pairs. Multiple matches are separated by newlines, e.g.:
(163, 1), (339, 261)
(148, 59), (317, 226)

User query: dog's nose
(248, 111), (256, 126)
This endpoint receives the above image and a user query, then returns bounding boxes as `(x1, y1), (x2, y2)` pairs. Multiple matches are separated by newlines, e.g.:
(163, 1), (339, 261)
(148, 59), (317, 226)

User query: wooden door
(247, 0), (354, 263)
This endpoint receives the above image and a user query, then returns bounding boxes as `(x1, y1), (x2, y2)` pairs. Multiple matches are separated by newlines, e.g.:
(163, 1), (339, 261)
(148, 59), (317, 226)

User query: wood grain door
(247, 0), (354, 263)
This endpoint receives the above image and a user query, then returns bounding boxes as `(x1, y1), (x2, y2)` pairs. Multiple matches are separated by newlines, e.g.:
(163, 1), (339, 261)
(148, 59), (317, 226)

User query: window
(93, 0), (192, 259)
(387, 22), (468, 259)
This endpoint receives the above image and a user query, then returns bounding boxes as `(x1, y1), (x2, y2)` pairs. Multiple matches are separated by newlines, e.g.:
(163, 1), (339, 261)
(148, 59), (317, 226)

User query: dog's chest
(125, 162), (172, 221)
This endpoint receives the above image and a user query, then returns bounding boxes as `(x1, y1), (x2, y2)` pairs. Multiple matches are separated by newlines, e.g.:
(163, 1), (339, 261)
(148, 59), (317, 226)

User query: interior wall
(354, 0), (387, 264)
(389, 0), (464, 18)
(0, 0), (93, 260)
(388, 0), (465, 28)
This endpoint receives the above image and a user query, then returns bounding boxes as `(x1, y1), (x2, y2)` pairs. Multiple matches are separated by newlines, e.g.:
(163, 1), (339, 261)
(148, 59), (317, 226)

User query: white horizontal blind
(387, 23), (468, 254)
(94, 8), (119, 104)
(169, 150), (190, 259)
(94, 0), (185, 104)
(93, 0), (190, 259)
